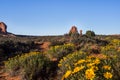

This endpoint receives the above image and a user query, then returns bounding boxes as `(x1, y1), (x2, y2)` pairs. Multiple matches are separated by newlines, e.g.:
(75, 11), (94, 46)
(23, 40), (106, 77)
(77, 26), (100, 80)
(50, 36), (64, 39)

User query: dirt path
(0, 66), (7, 80)
(0, 62), (21, 80)
(40, 42), (51, 51)
(0, 42), (51, 80)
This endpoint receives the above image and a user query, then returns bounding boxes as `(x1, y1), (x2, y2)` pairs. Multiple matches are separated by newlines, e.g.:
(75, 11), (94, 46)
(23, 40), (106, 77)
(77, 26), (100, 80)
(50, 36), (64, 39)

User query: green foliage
(101, 39), (120, 79)
(70, 33), (80, 43)
(57, 39), (120, 80)
(50, 39), (65, 46)
(58, 50), (118, 80)
(58, 51), (88, 74)
(46, 43), (75, 60)
(4, 52), (51, 80)
(0, 40), (34, 59)
(69, 30), (79, 37)
(70, 35), (108, 51)
(86, 30), (95, 37)
(1, 34), (120, 80)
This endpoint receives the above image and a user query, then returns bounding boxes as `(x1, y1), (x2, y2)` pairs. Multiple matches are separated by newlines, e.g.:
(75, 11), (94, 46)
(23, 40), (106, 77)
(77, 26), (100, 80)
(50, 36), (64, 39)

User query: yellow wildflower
(64, 70), (72, 78)
(103, 65), (111, 70)
(113, 55), (117, 58)
(86, 59), (92, 62)
(74, 59), (85, 66)
(72, 66), (85, 74)
(85, 69), (95, 79)
(63, 57), (67, 60)
(77, 59), (85, 64)
(87, 63), (95, 67)
(91, 66), (98, 71)
(58, 63), (62, 67)
(104, 72), (112, 79)
(94, 58), (100, 64)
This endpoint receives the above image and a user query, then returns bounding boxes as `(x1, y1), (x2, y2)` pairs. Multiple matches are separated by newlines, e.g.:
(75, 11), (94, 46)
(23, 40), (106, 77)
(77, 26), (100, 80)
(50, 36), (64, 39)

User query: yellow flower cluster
(74, 59), (85, 66)
(58, 49), (115, 80)
(51, 43), (75, 51)
(72, 66), (85, 74)
(7, 51), (41, 62)
(87, 63), (95, 67)
(104, 72), (113, 79)
(62, 66), (85, 80)
(63, 70), (72, 79)
(91, 66), (98, 71)
(111, 39), (120, 46)
(103, 65), (111, 70)
(93, 58), (100, 64)
(85, 69), (95, 79)
(101, 39), (120, 52)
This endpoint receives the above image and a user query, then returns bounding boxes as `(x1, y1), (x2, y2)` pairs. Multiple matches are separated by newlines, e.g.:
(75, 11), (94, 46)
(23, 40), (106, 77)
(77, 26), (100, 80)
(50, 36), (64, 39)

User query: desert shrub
(0, 49), (4, 57)
(0, 40), (34, 57)
(70, 35), (108, 51)
(70, 36), (97, 51)
(46, 43), (75, 60)
(70, 33), (79, 38)
(101, 39), (120, 55)
(69, 32), (80, 43)
(101, 39), (120, 79)
(4, 52), (51, 80)
(86, 30), (95, 37)
(58, 50), (119, 80)
(50, 40), (65, 46)
(89, 45), (101, 54)
(58, 51), (88, 75)
(0, 49), (6, 63)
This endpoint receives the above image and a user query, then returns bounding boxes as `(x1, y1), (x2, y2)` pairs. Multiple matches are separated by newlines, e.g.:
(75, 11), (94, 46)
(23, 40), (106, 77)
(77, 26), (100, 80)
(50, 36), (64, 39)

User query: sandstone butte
(0, 22), (7, 34)
(69, 26), (79, 34)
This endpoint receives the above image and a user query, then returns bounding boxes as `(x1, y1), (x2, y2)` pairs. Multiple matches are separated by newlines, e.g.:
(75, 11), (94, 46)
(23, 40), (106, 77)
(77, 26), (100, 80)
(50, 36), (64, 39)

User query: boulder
(0, 22), (7, 34)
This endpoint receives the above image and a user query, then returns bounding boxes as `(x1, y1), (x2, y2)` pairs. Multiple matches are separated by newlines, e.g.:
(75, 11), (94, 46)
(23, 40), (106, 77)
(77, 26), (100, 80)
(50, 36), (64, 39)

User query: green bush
(58, 51), (88, 75)
(86, 30), (95, 37)
(46, 43), (75, 60)
(0, 40), (34, 58)
(50, 39), (65, 46)
(58, 50), (119, 80)
(5, 52), (51, 80)
(101, 39), (120, 79)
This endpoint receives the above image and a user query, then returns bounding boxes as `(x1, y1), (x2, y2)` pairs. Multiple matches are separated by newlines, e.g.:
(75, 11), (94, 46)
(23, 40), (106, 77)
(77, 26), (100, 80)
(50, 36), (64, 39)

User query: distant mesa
(69, 26), (79, 34)
(0, 22), (7, 34)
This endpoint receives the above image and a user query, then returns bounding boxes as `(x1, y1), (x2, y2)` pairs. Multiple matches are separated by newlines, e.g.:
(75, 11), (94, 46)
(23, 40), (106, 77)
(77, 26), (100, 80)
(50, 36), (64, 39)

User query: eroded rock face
(0, 22), (7, 34)
(80, 30), (82, 36)
(69, 26), (78, 34)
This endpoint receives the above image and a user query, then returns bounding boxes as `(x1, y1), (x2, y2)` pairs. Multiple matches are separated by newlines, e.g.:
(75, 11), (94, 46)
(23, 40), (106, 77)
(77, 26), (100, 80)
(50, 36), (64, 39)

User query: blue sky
(0, 0), (120, 35)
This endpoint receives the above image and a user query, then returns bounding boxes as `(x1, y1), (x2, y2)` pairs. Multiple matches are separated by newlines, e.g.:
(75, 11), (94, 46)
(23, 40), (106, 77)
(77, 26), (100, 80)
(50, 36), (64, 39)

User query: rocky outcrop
(80, 30), (82, 36)
(69, 26), (78, 35)
(0, 22), (7, 34)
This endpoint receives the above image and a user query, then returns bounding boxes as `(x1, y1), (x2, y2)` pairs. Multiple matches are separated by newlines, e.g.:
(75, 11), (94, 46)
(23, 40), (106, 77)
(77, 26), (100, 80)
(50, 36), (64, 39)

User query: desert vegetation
(0, 28), (120, 80)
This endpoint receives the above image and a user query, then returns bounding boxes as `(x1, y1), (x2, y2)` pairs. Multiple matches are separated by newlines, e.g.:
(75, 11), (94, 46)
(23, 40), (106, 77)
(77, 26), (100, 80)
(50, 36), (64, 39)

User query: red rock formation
(0, 22), (7, 34)
(80, 30), (82, 36)
(69, 26), (78, 34)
